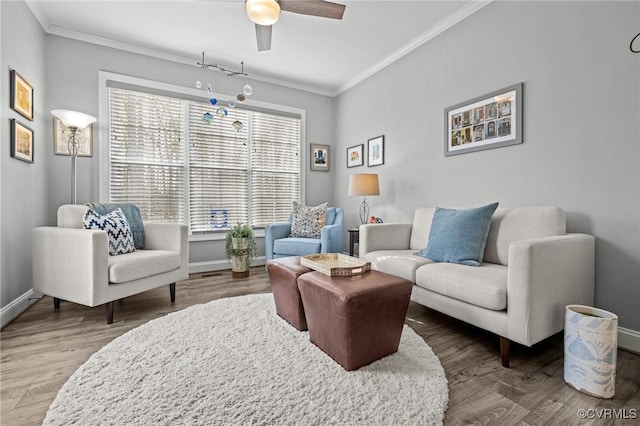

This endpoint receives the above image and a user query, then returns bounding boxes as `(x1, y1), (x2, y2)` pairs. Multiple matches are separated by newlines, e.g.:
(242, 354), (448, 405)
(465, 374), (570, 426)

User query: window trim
(98, 71), (306, 241)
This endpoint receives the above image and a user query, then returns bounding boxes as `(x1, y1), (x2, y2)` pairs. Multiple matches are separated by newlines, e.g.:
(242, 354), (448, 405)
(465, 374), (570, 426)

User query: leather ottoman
(266, 257), (312, 331)
(298, 270), (413, 371)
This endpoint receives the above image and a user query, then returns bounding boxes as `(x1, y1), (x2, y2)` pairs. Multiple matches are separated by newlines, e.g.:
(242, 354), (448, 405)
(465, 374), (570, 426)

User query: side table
(347, 228), (359, 257)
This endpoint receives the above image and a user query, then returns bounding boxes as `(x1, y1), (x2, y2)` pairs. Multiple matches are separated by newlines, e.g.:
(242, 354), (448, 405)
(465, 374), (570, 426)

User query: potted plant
(225, 223), (258, 278)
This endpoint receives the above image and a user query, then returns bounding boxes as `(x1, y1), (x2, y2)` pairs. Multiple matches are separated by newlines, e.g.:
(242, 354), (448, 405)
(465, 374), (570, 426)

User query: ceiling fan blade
(279, 0), (346, 20)
(255, 24), (272, 51)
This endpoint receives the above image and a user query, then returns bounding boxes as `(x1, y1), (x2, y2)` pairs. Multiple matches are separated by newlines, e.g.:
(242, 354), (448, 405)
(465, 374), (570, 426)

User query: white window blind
(109, 88), (185, 223)
(108, 84), (301, 233)
(250, 112), (301, 228)
(188, 103), (250, 232)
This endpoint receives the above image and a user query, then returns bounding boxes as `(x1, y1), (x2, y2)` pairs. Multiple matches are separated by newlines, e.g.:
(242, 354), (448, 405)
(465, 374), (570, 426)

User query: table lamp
(348, 173), (380, 224)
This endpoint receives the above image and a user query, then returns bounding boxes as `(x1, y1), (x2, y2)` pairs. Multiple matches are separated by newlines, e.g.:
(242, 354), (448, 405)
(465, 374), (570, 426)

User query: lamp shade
(246, 0), (281, 25)
(51, 109), (97, 129)
(348, 174), (380, 196)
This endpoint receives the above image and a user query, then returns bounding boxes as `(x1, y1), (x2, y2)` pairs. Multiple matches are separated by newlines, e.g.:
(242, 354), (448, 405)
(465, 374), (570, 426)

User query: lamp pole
(68, 128), (80, 204)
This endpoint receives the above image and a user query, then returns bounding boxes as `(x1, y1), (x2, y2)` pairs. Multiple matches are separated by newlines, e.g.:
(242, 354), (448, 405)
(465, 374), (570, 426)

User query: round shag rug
(44, 293), (448, 425)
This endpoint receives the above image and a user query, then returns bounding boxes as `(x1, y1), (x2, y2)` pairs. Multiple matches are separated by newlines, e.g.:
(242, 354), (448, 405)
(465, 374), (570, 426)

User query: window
(188, 103), (249, 232)
(109, 88), (185, 223)
(250, 111), (301, 228)
(107, 83), (302, 234)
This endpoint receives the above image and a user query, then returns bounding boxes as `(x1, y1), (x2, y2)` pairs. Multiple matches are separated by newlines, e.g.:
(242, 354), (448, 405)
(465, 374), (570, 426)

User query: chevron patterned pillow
(83, 208), (136, 256)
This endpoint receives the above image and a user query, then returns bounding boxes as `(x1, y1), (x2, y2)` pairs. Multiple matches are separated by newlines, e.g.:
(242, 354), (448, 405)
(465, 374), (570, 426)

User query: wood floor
(1, 267), (638, 425)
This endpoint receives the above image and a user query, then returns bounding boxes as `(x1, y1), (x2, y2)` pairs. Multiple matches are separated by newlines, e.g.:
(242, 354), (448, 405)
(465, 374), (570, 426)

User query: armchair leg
(53, 298), (61, 309)
(105, 301), (114, 324)
(500, 336), (511, 368)
(169, 283), (176, 303)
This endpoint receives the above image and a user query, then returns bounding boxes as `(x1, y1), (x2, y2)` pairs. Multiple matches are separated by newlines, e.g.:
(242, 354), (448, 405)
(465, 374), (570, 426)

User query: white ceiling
(26, 0), (490, 96)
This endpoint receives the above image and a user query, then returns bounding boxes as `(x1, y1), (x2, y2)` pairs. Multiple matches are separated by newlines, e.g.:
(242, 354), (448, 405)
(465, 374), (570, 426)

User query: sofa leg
(105, 301), (114, 324)
(53, 297), (61, 310)
(500, 336), (510, 368)
(169, 283), (176, 303)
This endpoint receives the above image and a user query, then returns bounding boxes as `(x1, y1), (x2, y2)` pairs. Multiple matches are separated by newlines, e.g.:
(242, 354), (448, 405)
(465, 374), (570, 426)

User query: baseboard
(1, 289), (41, 329)
(619, 327), (640, 354)
(189, 257), (266, 274)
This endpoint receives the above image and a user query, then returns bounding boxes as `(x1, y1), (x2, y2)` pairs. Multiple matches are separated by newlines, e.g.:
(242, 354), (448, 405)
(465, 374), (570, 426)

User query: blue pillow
(418, 202), (499, 267)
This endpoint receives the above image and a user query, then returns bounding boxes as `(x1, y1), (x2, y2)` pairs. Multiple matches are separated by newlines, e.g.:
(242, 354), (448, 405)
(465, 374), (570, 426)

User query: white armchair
(33, 205), (188, 323)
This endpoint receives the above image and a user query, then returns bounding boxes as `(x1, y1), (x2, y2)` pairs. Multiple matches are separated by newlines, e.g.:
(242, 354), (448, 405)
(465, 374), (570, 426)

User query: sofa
(360, 206), (595, 367)
(33, 204), (189, 323)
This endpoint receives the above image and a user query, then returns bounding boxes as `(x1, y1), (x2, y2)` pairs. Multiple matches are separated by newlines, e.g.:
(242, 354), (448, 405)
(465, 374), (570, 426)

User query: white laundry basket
(564, 304), (618, 398)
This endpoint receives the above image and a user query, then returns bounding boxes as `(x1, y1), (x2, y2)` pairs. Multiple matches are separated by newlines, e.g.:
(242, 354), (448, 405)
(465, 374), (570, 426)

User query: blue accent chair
(265, 207), (344, 260)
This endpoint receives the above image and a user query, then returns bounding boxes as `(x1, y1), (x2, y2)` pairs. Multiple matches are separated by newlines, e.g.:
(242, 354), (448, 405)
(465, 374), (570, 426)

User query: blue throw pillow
(418, 202), (499, 267)
(83, 208), (136, 256)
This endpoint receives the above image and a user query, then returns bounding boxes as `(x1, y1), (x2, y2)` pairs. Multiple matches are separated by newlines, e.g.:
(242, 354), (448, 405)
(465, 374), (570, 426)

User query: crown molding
(332, 0), (494, 96)
(25, 0), (51, 32)
(24, 0), (335, 97)
(25, 0), (491, 98)
(27, 13), (336, 97)
(47, 24), (336, 95)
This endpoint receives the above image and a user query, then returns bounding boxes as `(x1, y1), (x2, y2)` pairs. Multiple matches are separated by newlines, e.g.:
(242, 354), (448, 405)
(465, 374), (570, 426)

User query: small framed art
(10, 70), (34, 121)
(346, 144), (363, 168)
(53, 118), (94, 156)
(11, 119), (34, 163)
(367, 135), (384, 167)
(310, 144), (330, 171)
(445, 83), (523, 156)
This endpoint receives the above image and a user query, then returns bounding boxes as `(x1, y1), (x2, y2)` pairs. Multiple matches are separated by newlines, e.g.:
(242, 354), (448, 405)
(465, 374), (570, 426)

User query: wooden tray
(301, 253), (371, 277)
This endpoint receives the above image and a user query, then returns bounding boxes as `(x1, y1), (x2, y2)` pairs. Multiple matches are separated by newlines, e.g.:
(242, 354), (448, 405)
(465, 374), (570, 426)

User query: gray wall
(334, 1), (640, 330)
(42, 36), (335, 269)
(0, 4), (334, 312)
(0, 1), (48, 311)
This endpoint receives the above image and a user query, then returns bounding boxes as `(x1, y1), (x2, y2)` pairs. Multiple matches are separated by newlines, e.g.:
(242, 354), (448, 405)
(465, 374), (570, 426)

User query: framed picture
(346, 144), (363, 168)
(53, 118), (93, 157)
(367, 135), (384, 167)
(445, 83), (523, 156)
(310, 144), (330, 171)
(11, 119), (34, 163)
(10, 70), (34, 121)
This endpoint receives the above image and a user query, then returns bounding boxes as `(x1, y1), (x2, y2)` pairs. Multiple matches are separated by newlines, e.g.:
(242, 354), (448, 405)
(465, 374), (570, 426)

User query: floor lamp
(51, 110), (97, 204)
(348, 173), (380, 224)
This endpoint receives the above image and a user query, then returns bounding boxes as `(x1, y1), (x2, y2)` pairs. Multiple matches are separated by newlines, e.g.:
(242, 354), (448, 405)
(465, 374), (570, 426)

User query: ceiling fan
(245, 0), (346, 51)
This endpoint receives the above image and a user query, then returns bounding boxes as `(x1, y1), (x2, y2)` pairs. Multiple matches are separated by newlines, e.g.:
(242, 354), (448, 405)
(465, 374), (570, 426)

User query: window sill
(189, 229), (266, 242)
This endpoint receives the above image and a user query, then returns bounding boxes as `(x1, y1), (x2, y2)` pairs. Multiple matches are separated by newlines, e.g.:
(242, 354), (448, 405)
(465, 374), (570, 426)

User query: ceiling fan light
(246, 0), (280, 26)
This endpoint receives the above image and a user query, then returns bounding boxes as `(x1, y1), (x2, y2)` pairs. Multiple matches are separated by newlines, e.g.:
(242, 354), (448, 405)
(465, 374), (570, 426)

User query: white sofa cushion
(484, 206), (566, 266)
(363, 250), (433, 282)
(409, 208), (436, 250)
(415, 263), (508, 311)
(108, 250), (180, 283)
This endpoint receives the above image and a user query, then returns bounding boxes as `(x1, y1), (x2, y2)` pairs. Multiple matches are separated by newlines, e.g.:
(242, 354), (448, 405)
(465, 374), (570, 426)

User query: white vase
(564, 304), (618, 398)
